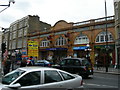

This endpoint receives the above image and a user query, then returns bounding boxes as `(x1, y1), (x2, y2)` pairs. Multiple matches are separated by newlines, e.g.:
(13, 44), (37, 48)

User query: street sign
(28, 41), (38, 57)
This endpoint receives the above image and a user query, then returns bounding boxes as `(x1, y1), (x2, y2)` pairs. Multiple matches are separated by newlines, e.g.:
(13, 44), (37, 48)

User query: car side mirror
(8, 83), (21, 89)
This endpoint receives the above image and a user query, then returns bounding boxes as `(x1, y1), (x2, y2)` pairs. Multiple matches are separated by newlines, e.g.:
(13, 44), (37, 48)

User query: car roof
(18, 66), (58, 72)
(63, 57), (87, 60)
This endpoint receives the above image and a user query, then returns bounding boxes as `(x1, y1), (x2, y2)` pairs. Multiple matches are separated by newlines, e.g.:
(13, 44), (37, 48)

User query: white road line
(83, 83), (118, 88)
(93, 76), (118, 80)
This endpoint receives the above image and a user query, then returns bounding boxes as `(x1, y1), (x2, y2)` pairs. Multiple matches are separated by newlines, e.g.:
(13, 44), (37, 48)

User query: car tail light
(84, 67), (87, 71)
(80, 80), (83, 86)
(48, 64), (51, 67)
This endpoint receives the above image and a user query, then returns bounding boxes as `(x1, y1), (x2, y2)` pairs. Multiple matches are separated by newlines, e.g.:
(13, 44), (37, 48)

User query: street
(83, 72), (119, 89)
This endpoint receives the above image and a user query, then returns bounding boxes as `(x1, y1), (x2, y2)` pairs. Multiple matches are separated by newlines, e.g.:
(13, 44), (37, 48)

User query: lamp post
(0, 0), (15, 13)
(105, 0), (109, 72)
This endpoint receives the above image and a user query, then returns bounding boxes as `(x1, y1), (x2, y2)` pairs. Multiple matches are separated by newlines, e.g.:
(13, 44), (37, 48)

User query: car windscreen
(2, 69), (25, 85)
(81, 59), (91, 66)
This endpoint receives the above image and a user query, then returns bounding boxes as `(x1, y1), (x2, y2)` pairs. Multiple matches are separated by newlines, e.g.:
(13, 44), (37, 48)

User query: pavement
(93, 67), (120, 75)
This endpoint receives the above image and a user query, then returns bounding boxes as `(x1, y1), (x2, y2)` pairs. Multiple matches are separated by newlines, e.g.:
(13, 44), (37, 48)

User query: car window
(2, 69), (25, 85)
(44, 70), (62, 84)
(66, 59), (74, 65)
(15, 71), (41, 86)
(81, 59), (90, 66)
(74, 60), (81, 66)
(60, 60), (66, 65)
(59, 71), (75, 80)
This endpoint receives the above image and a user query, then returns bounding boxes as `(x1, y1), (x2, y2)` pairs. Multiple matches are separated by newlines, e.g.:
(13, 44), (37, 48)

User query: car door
(12, 71), (41, 90)
(60, 59), (75, 73)
(39, 70), (64, 88)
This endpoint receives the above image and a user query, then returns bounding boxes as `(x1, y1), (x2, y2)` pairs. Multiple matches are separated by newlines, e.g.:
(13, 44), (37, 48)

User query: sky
(0, 0), (114, 30)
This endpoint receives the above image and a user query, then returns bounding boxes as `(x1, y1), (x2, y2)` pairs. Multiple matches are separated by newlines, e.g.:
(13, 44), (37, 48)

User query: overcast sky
(0, 0), (114, 30)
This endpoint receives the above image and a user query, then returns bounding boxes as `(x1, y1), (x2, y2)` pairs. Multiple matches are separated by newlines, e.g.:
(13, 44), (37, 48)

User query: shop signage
(73, 46), (88, 50)
(94, 44), (115, 49)
(46, 48), (67, 50)
(28, 41), (38, 57)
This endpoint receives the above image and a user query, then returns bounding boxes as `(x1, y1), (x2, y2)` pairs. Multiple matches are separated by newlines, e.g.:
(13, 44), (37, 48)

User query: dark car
(52, 58), (93, 78)
(34, 60), (52, 67)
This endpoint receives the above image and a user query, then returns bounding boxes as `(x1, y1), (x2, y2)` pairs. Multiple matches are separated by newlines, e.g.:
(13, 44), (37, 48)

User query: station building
(28, 16), (115, 66)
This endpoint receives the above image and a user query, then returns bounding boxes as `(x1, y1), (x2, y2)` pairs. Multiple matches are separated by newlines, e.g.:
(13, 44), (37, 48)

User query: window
(74, 34), (89, 44)
(9, 33), (12, 40)
(96, 31), (114, 43)
(24, 27), (27, 36)
(18, 29), (23, 37)
(56, 36), (66, 46)
(40, 40), (49, 47)
(12, 31), (17, 39)
(74, 60), (81, 66)
(66, 59), (74, 65)
(60, 60), (66, 65)
(15, 71), (41, 86)
(44, 70), (62, 83)
(12, 40), (16, 49)
(60, 71), (75, 80)
(17, 38), (22, 48)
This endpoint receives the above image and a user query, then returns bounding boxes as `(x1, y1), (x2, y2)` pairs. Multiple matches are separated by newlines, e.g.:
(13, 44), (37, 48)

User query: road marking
(83, 83), (118, 88)
(93, 76), (118, 80)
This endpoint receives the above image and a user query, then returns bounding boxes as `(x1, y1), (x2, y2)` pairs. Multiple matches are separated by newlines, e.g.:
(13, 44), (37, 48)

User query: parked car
(52, 58), (93, 78)
(34, 60), (53, 67)
(1, 66), (83, 89)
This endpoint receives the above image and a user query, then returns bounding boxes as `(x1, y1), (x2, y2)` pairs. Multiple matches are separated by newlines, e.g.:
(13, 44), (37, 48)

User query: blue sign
(73, 46), (89, 50)
(46, 48), (67, 50)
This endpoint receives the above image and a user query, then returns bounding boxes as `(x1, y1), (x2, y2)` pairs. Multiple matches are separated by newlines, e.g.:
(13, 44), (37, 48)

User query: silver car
(1, 66), (83, 89)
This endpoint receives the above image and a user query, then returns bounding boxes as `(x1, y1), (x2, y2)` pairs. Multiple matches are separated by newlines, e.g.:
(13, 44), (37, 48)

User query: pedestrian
(3, 56), (11, 75)
(20, 58), (27, 67)
(27, 56), (34, 66)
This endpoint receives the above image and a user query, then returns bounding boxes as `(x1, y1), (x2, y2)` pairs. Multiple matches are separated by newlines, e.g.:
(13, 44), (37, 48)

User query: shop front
(94, 44), (115, 67)
(73, 46), (89, 58)
(46, 48), (68, 64)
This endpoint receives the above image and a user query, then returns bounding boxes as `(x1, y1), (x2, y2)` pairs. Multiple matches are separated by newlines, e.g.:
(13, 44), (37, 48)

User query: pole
(105, 0), (108, 72)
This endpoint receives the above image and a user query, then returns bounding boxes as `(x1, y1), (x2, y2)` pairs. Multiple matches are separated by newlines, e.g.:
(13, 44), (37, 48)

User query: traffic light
(1, 43), (6, 54)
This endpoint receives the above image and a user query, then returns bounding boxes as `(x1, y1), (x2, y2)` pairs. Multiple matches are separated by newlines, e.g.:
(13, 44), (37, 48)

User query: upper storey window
(40, 39), (49, 47)
(96, 31), (114, 43)
(56, 36), (66, 46)
(74, 34), (89, 44)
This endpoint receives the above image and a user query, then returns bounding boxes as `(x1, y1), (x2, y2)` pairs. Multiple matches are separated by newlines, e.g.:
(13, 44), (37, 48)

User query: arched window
(56, 36), (66, 46)
(40, 39), (49, 47)
(74, 34), (89, 44)
(96, 31), (114, 43)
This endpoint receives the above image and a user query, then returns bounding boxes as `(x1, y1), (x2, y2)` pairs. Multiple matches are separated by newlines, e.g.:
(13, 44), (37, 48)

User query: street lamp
(0, 0), (15, 13)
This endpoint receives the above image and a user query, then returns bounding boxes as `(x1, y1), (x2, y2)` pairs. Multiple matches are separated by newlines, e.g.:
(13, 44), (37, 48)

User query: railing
(73, 16), (114, 26)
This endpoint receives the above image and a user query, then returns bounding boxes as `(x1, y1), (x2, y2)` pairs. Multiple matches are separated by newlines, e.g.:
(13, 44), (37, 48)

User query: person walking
(20, 58), (27, 67)
(3, 56), (11, 75)
(27, 56), (34, 66)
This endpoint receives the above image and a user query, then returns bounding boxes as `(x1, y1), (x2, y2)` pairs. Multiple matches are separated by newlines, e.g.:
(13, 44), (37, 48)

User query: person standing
(20, 58), (27, 67)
